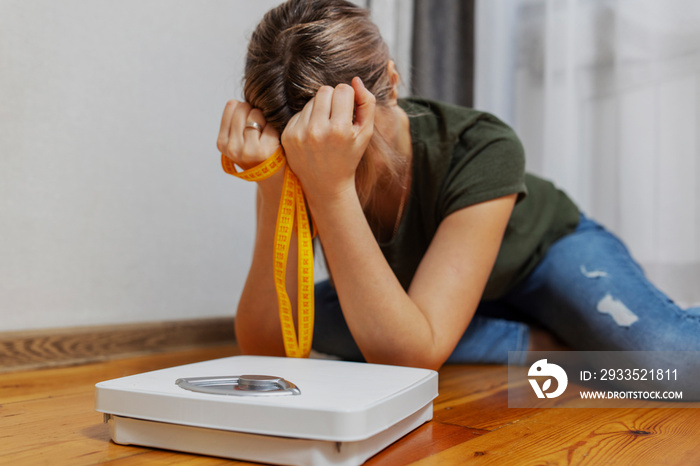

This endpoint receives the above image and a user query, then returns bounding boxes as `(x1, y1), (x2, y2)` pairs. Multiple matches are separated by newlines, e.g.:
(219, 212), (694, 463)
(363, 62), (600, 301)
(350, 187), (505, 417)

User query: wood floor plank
(411, 407), (700, 465)
(433, 364), (618, 431)
(433, 364), (545, 431)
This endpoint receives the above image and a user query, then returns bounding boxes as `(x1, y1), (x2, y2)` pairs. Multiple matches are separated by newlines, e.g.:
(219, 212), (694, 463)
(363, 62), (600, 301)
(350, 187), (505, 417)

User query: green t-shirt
(383, 98), (580, 300)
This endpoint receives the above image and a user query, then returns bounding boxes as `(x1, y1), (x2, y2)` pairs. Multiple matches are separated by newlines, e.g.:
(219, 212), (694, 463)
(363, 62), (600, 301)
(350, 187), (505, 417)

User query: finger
(217, 100), (239, 153)
(285, 110), (302, 133)
(294, 94), (316, 129)
(240, 108), (268, 163)
(243, 108), (266, 141)
(281, 110), (302, 149)
(309, 85), (333, 127)
(226, 101), (253, 155)
(329, 83), (355, 126)
(351, 77), (376, 133)
(229, 101), (253, 141)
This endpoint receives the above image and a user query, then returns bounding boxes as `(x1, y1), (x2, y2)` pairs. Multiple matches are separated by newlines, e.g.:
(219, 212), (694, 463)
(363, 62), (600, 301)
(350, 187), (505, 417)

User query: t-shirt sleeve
(437, 114), (527, 219)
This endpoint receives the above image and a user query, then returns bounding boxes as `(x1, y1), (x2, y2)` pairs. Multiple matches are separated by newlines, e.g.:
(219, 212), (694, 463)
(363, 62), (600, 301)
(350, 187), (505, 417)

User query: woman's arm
(312, 188), (516, 370)
(216, 99), (292, 356)
(282, 78), (517, 370)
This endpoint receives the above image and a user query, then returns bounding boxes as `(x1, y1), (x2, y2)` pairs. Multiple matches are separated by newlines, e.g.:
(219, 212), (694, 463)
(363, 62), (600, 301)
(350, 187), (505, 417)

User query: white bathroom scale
(95, 355), (438, 465)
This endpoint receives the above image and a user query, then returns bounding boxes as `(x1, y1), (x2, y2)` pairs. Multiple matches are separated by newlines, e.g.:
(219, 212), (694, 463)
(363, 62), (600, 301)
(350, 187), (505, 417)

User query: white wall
(0, 0), (412, 332)
(0, 0), (285, 331)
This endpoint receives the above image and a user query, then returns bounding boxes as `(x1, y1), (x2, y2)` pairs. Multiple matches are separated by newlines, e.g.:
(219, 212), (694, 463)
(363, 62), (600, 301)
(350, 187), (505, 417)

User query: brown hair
(243, 0), (403, 206)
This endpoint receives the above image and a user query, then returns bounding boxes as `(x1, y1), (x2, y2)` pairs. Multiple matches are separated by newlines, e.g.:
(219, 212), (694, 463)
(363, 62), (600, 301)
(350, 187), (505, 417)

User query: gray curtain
(411, 0), (475, 107)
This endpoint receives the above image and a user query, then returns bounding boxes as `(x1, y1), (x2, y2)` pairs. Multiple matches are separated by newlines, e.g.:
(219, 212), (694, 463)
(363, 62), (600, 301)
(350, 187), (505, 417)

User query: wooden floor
(3, 344), (700, 465)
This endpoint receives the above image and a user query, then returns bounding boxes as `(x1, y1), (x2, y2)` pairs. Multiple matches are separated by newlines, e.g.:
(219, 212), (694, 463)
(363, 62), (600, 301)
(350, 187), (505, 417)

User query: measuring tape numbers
(222, 148), (314, 358)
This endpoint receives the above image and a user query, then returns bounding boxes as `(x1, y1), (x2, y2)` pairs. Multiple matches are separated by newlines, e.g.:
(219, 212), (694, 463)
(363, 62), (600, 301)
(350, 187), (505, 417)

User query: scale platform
(95, 355), (438, 465)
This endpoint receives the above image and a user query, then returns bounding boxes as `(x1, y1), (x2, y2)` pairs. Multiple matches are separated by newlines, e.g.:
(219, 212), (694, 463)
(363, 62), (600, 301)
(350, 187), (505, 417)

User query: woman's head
(244, 0), (393, 131)
(244, 0), (404, 205)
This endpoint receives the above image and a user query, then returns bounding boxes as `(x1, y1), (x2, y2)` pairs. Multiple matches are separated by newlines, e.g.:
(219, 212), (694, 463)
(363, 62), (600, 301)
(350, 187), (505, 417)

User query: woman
(217, 0), (700, 371)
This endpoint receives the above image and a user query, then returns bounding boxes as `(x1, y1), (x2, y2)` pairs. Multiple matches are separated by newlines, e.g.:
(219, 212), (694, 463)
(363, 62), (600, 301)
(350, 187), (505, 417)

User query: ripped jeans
(312, 213), (700, 365)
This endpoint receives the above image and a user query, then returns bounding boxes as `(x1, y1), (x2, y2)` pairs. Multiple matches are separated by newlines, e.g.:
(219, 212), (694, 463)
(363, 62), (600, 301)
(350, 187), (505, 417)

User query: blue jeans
(312, 214), (700, 365)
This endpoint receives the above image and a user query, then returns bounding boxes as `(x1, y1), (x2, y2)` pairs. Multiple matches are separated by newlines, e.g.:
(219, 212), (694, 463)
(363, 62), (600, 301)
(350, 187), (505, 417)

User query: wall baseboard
(0, 317), (236, 373)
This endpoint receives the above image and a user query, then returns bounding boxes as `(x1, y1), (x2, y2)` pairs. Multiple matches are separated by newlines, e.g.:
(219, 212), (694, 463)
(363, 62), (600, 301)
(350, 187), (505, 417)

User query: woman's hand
(281, 77), (376, 202)
(217, 100), (282, 190)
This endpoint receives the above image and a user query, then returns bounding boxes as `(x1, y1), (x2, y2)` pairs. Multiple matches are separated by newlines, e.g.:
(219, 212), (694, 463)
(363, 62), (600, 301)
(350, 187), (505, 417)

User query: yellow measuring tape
(222, 149), (314, 358)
